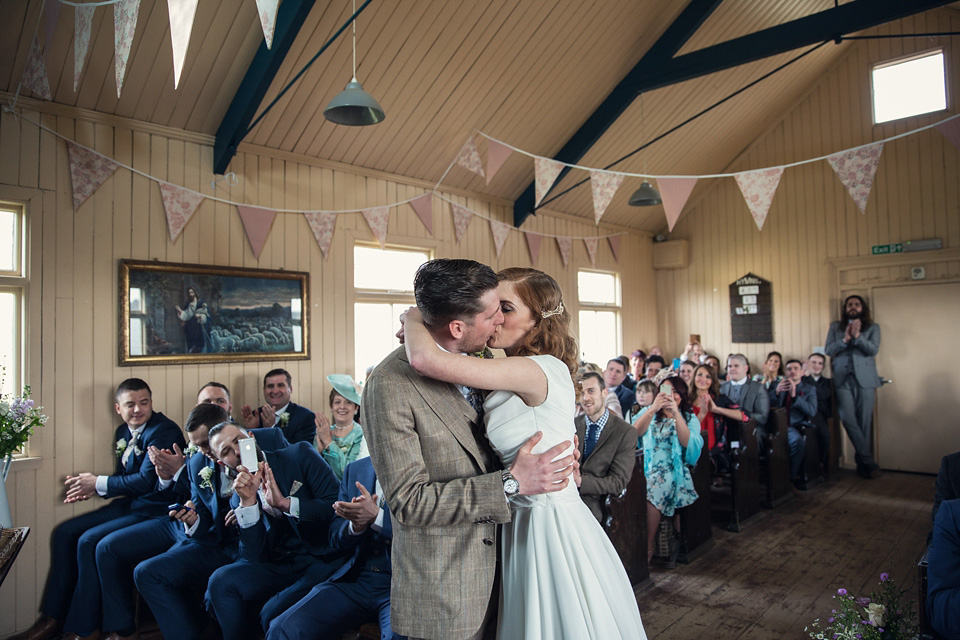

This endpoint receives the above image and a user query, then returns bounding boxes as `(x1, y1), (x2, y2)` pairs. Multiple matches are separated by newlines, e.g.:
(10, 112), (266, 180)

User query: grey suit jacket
(720, 379), (770, 431)
(575, 412), (638, 522)
(825, 321), (881, 388)
(361, 346), (511, 640)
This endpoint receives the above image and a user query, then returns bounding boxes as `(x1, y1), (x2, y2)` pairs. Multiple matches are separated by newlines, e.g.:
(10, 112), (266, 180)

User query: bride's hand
(396, 306), (422, 344)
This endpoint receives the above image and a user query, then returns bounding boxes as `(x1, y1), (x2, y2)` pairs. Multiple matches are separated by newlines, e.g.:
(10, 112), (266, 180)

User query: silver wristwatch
(501, 471), (520, 497)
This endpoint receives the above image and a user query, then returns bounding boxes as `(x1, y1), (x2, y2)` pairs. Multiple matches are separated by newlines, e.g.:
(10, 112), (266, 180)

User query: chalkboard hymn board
(730, 273), (772, 343)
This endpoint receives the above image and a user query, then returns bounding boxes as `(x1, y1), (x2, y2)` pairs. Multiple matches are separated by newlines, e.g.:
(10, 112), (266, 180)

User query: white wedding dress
(483, 355), (647, 640)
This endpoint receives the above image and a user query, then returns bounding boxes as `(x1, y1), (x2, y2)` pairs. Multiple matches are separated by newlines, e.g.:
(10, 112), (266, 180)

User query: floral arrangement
(184, 442), (200, 457)
(198, 466), (214, 490)
(807, 573), (917, 640)
(278, 412), (290, 427)
(0, 381), (49, 474)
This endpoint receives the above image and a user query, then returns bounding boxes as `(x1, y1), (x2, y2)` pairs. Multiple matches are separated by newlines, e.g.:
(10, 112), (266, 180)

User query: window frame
(871, 48), (948, 125)
(576, 268), (622, 366)
(0, 201), (26, 395)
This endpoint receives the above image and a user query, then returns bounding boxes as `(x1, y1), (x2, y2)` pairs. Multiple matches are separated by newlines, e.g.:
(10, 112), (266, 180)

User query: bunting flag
(23, 37), (52, 100)
(659, 177), (698, 232)
(255, 0), (279, 49)
(455, 138), (485, 179)
(67, 141), (119, 210)
(167, 0), (199, 89)
(734, 167), (783, 231)
(827, 143), (884, 214)
(556, 236), (572, 266)
(44, 1), (60, 64)
(589, 171), (625, 224)
(607, 235), (621, 262)
(362, 206), (390, 248)
(159, 182), (204, 241)
(490, 220), (511, 257)
(937, 118), (960, 151)
(583, 237), (598, 266)
(303, 212), (337, 259)
(237, 204), (276, 258)
(409, 193), (433, 234)
(524, 232), (542, 264)
(486, 139), (512, 184)
(534, 157), (564, 207)
(452, 203), (472, 243)
(114, 0), (140, 97)
(74, 4), (95, 91)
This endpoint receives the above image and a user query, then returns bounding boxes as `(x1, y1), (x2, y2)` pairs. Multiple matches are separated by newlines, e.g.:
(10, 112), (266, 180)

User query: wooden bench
(711, 420), (762, 532)
(799, 419), (826, 488)
(601, 450), (651, 589)
(678, 434), (715, 563)
(760, 408), (793, 508)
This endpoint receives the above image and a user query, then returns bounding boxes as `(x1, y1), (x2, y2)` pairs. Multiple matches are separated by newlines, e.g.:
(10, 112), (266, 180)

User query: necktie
(467, 387), (485, 422)
(584, 421), (600, 460)
(121, 430), (140, 468)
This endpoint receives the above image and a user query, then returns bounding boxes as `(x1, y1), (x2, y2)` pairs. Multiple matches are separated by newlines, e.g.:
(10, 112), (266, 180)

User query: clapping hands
(333, 482), (380, 532)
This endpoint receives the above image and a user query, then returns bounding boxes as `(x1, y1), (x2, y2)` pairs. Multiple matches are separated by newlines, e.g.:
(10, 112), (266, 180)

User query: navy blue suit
(206, 442), (342, 639)
(928, 499), (960, 639)
(611, 384), (635, 418)
(254, 402), (316, 444)
(769, 382), (817, 481)
(267, 457), (402, 640)
(42, 411), (183, 635)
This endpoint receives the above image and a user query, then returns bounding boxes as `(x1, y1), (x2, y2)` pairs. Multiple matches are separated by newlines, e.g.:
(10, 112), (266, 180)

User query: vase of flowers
(0, 381), (49, 527)
(807, 572), (918, 640)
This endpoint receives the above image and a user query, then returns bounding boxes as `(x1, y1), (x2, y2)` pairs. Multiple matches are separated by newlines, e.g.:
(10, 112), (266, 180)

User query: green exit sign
(872, 243), (903, 255)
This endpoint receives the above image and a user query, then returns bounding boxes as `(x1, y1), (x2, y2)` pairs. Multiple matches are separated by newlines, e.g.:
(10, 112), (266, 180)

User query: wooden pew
(760, 408), (793, 508)
(711, 420), (762, 532)
(800, 419), (826, 488)
(601, 450), (651, 589)
(678, 434), (715, 563)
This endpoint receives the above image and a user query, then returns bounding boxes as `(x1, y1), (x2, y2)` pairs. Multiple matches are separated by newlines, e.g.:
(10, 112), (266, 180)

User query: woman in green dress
(314, 374), (369, 480)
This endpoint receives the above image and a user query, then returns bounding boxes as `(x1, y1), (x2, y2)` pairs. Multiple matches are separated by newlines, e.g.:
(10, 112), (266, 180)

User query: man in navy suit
(11, 379), (183, 640)
(205, 423), (342, 639)
(768, 360), (817, 489)
(930, 451), (960, 545)
(267, 457), (403, 640)
(928, 498), (960, 639)
(603, 357), (635, 418)
(241, 368), (316, 443)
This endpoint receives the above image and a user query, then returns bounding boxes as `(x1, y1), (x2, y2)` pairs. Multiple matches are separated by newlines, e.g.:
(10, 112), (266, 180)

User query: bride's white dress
(484, 355), (647, 640)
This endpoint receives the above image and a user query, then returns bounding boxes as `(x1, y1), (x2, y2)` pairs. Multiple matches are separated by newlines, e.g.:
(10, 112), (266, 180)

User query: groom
(362, 259), (577, 640)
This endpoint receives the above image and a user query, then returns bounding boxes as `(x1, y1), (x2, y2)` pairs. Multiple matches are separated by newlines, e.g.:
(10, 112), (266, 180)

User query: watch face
(504, 478), (520, 495)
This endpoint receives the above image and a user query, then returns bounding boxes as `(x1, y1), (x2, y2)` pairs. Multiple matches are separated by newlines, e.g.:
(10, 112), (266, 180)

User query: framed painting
(119, 260), (309, 365)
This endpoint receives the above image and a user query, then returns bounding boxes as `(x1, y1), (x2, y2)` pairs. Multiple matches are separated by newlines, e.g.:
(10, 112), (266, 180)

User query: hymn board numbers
(729, 273), (773, 343)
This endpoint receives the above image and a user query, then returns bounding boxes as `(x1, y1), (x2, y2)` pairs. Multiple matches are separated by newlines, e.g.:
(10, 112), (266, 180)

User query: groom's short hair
(414, 259), (498, 329)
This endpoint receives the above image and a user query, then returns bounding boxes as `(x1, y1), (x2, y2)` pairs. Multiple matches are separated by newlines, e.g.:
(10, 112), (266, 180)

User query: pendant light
(628, 93), (661, 206)
(324, 0), (385, 126)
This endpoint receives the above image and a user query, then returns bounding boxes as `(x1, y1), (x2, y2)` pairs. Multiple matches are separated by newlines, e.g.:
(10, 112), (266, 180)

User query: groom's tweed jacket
(362, 346), (511, 640)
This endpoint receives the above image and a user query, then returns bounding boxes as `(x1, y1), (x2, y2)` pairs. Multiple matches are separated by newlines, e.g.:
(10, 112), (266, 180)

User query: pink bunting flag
(734, 167), (784, 231)
(583, 237), (598, 266)
(607, 235), (621, 262)
(255, 0), (279, 49)
(409, 194), (433, 234)
(827, 143), (884, 214)
(159, 182), (204, 241)
(589, 171), (625, 224)
(303, 212), (337, 259)
(44, 1), (60, 64)
(937, 117), (960, 151)
(362, 206), (391, 248)
(237, 204), (276, 258)
(451, 204), (473, 243)
(525, 232), (542, 265)
(23, 37), (52, 100)
(167, 0), (199, 89)
(659, 177), (698, 232)
(490, 220), (511, 257)
(114, 0), (140, 98)
(67, 141), (119, 210)
(455, 138), (485, 179)
(486, 139), (512, 184)
(556, 236), (572, 267)
(534, 157), (564, 207)
(74, 4), (95, 91)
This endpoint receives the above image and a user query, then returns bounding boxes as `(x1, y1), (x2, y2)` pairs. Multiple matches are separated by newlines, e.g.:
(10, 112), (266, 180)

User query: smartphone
(167, 503), (193, 514)
(239, 437), (258, 473)
(672, 357), (682, 370)
(660, 384), (672, 394)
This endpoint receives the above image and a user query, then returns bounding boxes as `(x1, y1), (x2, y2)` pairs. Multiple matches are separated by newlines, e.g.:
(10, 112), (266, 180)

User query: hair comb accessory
(541, 301), (564, 319)
(652, 369), (678, 385)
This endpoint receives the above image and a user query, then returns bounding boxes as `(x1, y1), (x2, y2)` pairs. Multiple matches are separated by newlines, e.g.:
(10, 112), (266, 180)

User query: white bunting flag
(658, 177), (698, 231)
(114, 0), (141, 97)
(607, 235), (621, 262)
(486, 139), (512, 184)
(589, 171), (625, 224)
(23, 37), (52, 100)
(734, 167), (784, 231)
(237, 204), (277, 258)
(556, 236), (572, 267)
(455, 138), (485, 179)
(452, 204), (473, 243)
(74, 4), (95, 91)
(159, 183), (204, 241)
(255, 0), (279, 49)
(67, 141), (119, 210)
(362, 206), (390, 248)
(583, 237), (598, 266)
(525, 232), (542, 265)
(409, 194), (433, 234)
(826, 143), (884, 214)
(535, 157), (564, 207)
(167, 0), (199, 89)
(303, 212), (337, 259)
(490, 220), (510, 257)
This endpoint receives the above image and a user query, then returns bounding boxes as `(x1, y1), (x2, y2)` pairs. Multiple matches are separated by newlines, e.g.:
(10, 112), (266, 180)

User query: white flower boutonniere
(184, 442), (200, 457)
(279, 413), (290, 427)
(198, 466), (214, 491)
(116, 438), (127, 458)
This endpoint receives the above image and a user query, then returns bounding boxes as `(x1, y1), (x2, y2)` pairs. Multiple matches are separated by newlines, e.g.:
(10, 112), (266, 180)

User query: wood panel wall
(0, 105), (656, 634)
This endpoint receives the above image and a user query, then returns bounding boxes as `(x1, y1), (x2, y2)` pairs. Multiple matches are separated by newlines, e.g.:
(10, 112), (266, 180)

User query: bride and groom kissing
(362, 259), (645, 640)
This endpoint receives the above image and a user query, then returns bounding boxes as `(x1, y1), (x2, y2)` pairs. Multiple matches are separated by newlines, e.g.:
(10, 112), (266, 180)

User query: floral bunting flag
(734, 167), (783, 231)
(23, 36), (52, 100)
(607, 235), (621, 262)
(74, 4), (95, 91)
(589, 171), (625, 224)
(583, 237), (598, 266)
(159, 182), (204, 241)
(114, 0), (141, 98)
(303, 212), (337, 259)
(524, 232), (542, 265)
(556, 236), (572, 267)
(167, 0), (199, 89)
(409, 193), (433, 234)
(362, 206), (390, 248)
(658, 177), (698, 232)
(237, 204), (277, 258)
(67, 141), (119, 210)
(486, 139), (512, 184)
(490, 220), (511, 257)
(827, 143), (884, 214)
(452, 203), (472, 243)
(937, 117), (960, 151)
(255, 0), (279, 49)
(455, 137), (485, 179)
(534, 157), (564, 207)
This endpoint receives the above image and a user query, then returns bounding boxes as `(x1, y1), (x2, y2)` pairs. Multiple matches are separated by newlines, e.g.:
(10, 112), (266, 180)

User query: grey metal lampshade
(324, 79), (385, 126)
(628, 180), (662, 206)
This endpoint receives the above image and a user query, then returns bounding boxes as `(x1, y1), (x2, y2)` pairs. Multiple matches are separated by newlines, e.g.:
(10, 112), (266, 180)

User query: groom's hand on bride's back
(510, 431), (577, 495)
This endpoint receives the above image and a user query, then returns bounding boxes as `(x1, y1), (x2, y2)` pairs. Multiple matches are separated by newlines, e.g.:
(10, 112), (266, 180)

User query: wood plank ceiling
(2, 0), (955, 233)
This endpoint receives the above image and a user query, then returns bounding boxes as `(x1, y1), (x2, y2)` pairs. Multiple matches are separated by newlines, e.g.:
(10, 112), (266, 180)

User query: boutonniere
(116, 438), (127, 457)
(184, 442), (200, 457)
(279, 413), (290, 427)
(198, 466), (214, 490)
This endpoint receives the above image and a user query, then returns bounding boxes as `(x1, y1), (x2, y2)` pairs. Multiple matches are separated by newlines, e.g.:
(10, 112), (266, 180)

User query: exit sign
(872, 243), (903, 255)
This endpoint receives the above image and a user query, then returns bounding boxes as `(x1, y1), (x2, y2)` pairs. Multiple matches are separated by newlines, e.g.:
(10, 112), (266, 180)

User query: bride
(403, 267), (646, 640)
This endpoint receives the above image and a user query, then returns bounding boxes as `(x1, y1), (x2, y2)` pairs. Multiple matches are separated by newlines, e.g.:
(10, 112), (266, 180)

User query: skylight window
(872, 50), (947, 124)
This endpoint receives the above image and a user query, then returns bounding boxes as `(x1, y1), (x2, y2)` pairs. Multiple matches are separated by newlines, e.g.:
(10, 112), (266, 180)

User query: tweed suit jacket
(361, 346), (512, 640)
(825, 321), (882, 389)
(575, 412), (638, 522)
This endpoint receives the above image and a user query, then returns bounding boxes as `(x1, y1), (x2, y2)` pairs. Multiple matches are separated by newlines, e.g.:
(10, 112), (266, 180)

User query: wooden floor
(635, 469), (935, 640)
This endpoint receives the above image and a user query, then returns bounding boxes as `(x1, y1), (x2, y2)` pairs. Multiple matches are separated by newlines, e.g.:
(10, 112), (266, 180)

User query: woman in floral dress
(314, 374), (369, 480)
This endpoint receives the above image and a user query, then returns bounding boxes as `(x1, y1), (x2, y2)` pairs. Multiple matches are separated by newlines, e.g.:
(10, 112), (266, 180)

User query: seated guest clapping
(267, 457), (404, 640)
(690, 364), (750, 479)
(314, 374), (369, 481)
(753, 351), (784, 390)
(720, 354), (770, 436)
(241, 368), (316, 443)
(768, 360), (817, 489)
(802, 353), (833, 477)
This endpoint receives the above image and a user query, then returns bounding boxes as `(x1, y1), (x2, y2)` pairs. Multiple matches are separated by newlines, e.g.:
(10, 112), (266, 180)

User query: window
(353, 245), (430, 383)
(0, 203), (25, 396)
(577, 270), (620, 367)
(872, 50), (947, 124)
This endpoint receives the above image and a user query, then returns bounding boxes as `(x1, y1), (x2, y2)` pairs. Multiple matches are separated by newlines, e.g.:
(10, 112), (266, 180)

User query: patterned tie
(584, 421), (600, 460)
(467, 387), (485, 422)
(121, 430), (140, 469)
